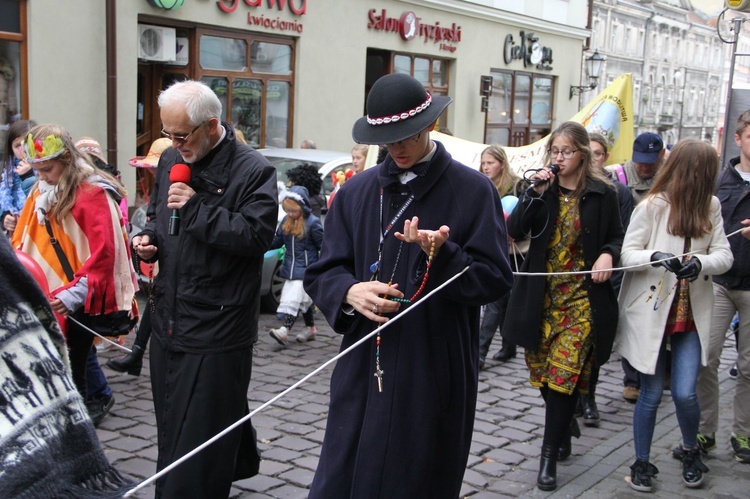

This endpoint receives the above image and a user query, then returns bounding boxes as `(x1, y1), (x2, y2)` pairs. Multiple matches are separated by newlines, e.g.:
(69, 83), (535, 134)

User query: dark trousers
(85, 347), (111, 400)
(622, 357), (640, 388)
(66, 320), (95, 399)
(479, 292), (511, 361)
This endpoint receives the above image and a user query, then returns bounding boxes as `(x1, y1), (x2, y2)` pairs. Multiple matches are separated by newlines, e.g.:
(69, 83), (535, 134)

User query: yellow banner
(430, 73), (635, 174)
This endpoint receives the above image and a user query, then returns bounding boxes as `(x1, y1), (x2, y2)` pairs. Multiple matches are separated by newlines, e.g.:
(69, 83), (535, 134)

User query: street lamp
(570, 50), (605, 99)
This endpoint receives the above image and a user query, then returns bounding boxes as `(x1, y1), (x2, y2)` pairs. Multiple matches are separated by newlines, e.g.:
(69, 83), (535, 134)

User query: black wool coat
(140, 125), (277, 497)
(502, 178), (623, 367)
(304, 141), (514, 499)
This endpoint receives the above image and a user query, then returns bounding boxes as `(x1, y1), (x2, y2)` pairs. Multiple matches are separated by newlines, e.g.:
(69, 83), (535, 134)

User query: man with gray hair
(132, 80), (278, 497)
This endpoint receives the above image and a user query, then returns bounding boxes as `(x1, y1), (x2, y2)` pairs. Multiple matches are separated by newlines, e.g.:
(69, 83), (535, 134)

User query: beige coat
(615, 195), (733, 374)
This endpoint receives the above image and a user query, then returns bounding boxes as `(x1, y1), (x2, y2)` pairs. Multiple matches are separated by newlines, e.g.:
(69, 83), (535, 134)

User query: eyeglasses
(386, 132), (421, 147)
(548, 148), (578, 159)
(161, 122), (206, 143)
(592, 151), (606, 159)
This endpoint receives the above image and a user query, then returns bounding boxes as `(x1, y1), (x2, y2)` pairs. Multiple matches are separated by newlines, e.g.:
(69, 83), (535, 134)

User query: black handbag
(45, 219), (137, 336)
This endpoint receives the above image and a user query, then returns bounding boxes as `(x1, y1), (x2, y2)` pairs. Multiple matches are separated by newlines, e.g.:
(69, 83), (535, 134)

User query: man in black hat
(304, 73), (513, 498)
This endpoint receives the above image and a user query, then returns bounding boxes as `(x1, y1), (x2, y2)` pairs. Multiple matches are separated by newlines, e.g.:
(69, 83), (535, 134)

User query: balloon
(14, 250), (68, 335)
(501, 195), (519, 215)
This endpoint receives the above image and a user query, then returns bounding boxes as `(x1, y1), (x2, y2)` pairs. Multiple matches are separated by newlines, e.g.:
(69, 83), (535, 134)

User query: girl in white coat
(616, 139), (733, 493)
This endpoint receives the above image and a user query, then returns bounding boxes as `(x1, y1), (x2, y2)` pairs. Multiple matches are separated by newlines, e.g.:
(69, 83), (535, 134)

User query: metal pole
(721, 18), (743, 163)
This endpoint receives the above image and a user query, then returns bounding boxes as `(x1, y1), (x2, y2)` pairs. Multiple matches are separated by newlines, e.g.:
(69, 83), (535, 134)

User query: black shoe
(492, 344), (516, 362)
(537, 444), (557, 491)
(682, 447), (708, 488)
(574, 396), (583, 418)
(478, 357), (486, 370)
(672, 433), (716, 460)
(630, 459), (658, 492)
(86, 394), (115, 427)
(582, 394), (600, 427)
(106, 344), (144, 376)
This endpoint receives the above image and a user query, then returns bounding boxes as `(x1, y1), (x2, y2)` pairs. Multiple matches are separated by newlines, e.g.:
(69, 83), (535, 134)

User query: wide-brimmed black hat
(352, 73), (453, 145)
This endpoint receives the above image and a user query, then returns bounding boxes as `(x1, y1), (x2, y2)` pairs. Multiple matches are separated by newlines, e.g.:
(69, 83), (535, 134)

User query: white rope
(513, 227), (744, 278)
(123, 266), (470, 497)
(66, 315), (132, 353)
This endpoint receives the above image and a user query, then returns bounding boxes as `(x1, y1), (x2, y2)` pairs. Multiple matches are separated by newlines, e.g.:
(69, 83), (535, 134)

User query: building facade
(588, 0), (727, 147)
(2, 0), (593, 204)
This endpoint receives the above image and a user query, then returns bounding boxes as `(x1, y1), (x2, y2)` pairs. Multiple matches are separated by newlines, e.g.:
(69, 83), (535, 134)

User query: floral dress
(526, 191), (595, 395)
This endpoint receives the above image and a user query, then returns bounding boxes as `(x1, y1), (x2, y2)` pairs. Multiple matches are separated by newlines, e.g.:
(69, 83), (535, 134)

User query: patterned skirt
(525, 296), (595, 395)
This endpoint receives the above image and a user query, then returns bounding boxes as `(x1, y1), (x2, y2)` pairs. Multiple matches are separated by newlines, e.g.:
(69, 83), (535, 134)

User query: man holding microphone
(132, 80), (278, 498)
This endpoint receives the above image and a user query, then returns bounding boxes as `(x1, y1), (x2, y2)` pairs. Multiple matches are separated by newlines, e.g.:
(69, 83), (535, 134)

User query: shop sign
(503, 31), (553, 71)
(367, 9), (462, 52)
(217, 0), (306, 16)
(217, 0), (306, 33)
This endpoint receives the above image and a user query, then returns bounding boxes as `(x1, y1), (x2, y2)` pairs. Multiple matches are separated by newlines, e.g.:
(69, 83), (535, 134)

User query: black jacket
(502, 178), (624, 366)
(714, 157), (750, 289)
(141, 124), (278, 352)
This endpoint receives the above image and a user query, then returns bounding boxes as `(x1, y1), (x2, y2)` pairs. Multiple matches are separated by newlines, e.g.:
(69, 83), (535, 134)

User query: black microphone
(528, 164), (560, 189)
(168, 163), (191, 236)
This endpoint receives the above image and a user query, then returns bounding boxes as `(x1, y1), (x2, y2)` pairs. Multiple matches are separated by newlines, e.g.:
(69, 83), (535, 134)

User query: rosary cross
(374, 368), (384, 392)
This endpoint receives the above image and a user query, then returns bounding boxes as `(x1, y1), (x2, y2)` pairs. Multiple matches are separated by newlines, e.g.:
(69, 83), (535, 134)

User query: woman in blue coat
(269, 185), (323, 345)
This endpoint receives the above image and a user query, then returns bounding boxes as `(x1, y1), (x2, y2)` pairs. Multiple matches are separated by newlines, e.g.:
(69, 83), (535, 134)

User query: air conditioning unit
(138, 24), (177, 62)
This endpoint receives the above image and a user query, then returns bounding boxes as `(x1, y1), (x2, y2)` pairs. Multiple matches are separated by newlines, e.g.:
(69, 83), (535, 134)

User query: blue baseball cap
(632, 133), (664, 164)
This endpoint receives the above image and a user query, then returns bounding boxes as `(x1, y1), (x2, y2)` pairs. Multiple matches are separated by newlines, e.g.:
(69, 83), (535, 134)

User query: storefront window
(0, 0), (20, 32)
(514, 75), (530, 125)
(531, 77), (552, 125)
(0, 41), (21, 124)
(414, 57), (429, 85)
(0, 0), (25, 167)
(251, 42), (291, 75)
(231, 79), (262, 148)
(391, 53), (451, 129)
(200, 35), (247, 71)
(265, 81), (289, 148)
(432, 60), (447, 87)
(393, 54), (410, 75)
(487, 73), (512, 125)
(484, 70), (555, 146)
(200, 76), (229, 122)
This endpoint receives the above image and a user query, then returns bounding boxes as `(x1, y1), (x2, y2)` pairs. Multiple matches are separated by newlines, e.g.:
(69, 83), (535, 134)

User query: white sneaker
(270, 326), (289, 346)
(296, 327), (317, 343)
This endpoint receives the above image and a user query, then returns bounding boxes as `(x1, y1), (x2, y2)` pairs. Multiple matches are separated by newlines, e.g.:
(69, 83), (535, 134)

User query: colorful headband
(23, 133), (67, 163)
(366, 93), (432, 126)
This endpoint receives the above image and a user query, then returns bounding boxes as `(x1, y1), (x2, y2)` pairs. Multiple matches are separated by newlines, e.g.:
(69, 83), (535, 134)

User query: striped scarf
(11, 180), (136, 316)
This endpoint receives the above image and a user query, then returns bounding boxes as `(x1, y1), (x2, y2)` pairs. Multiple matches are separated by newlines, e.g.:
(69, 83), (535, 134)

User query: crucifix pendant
(374, 368), (384, 392)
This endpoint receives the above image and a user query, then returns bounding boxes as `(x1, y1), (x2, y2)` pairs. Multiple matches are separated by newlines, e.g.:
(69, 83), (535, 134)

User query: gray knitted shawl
(0, 236), (132, 498)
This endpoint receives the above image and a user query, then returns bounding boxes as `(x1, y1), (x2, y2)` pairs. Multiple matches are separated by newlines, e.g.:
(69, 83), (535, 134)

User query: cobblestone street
(96, 308), (748, 498)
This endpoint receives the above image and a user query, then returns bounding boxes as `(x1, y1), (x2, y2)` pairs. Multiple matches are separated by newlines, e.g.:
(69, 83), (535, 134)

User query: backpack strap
(44, 218), (75, 282)
(614, 165), (627, 185)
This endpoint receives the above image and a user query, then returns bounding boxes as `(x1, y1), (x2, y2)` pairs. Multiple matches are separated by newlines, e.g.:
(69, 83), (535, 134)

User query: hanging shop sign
(367, 9), (462, 52)
(503, 31), (553, 71)
(217, 0), (306, 33)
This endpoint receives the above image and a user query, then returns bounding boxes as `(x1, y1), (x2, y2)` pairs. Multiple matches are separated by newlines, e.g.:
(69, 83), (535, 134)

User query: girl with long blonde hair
(11, 123), (136, 401)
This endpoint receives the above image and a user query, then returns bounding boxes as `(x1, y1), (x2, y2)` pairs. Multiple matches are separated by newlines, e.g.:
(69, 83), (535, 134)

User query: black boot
(538, 444), (558, 491)
(582, 393), (600, 427)
(559, 417), (580, 460)
(492, 343), (516, 362)
(106, 345), (144, 376)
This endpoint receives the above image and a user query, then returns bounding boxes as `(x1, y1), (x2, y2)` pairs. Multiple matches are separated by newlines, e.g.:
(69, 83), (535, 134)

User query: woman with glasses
(615, 139), (732, 493)
(503, 121), (624, 491)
